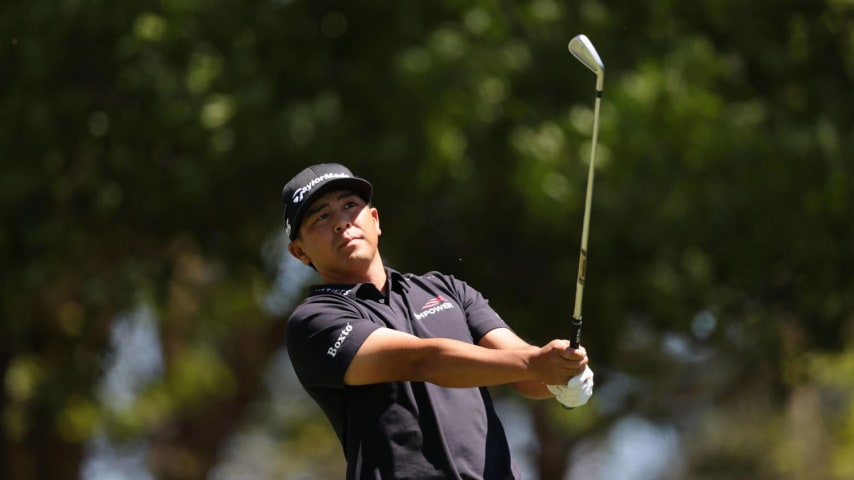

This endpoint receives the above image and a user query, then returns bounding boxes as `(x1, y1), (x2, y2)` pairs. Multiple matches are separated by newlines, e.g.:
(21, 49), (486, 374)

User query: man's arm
(343, 327), (587, 389)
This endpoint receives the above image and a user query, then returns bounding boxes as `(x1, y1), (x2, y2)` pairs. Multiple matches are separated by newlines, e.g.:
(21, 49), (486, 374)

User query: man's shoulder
(400, 270), (468, 289)
(397, 269), (452, 283)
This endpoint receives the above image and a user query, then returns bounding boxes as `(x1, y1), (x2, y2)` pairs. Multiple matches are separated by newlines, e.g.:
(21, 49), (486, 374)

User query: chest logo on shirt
(414, 296), (455, 320)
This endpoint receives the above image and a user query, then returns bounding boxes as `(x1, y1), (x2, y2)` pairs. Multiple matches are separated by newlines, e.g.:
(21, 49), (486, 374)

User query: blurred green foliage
(1, 0), (852, 478)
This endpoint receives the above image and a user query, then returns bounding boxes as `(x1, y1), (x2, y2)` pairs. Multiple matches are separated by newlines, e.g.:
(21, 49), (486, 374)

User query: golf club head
(568, 34), (604, 90)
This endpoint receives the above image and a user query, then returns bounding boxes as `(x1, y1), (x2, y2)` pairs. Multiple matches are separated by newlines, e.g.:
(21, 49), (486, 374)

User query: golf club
(567, 34), (604, 349)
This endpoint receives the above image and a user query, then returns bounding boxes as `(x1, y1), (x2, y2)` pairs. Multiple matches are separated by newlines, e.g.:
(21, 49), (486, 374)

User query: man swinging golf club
(282, 163), (595, 479)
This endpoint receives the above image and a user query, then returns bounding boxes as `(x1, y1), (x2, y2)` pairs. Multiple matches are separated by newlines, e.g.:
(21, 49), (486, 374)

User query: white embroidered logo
(414, 296), (454, 320)
(326, 323), (353, 357)
(292, 172), (351, 204)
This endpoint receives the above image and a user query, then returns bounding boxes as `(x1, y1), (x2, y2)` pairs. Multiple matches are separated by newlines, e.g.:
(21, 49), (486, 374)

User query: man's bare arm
(343, 327), (587, 389)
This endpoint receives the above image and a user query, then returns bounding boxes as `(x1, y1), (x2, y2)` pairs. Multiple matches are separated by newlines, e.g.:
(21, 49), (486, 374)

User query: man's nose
(334, 216), (351, 232)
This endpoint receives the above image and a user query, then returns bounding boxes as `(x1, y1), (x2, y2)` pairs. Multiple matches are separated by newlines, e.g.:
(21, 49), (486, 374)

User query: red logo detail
(421, 296), (448, 310)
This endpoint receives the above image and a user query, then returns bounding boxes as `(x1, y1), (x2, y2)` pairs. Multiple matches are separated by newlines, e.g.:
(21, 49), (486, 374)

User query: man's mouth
(339, 236), (361, 249)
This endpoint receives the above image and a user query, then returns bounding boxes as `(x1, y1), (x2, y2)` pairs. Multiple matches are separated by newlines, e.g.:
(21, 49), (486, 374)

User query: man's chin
(342, 251), (373, 265)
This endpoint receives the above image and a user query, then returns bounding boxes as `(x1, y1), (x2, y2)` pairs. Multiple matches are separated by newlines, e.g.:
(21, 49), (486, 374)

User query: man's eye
(344, 201), (357, 208)
(313, 213), (329, 223)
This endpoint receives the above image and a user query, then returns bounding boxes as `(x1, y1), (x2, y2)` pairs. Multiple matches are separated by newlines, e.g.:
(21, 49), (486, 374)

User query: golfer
(283, 163), (594, 479)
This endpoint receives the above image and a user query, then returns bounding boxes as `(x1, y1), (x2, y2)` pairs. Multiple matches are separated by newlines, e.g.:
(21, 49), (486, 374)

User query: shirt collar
(307, 267), (409, 298)
(386, 267), (409, 293)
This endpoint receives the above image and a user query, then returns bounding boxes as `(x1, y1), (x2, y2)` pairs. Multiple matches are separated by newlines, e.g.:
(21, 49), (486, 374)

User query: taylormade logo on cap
(292, 172), (352, 204)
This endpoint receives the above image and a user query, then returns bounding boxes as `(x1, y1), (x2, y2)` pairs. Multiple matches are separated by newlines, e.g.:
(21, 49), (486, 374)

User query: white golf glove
(547, 365), (594, 408)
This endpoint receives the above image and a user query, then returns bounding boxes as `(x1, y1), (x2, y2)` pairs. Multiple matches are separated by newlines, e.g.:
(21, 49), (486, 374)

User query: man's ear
(288, 241), (313, 266)
(372, 207), (381, 235)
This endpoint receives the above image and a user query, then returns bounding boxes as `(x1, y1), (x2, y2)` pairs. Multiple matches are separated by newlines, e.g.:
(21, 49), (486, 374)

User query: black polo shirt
(285, 269), (520, 480)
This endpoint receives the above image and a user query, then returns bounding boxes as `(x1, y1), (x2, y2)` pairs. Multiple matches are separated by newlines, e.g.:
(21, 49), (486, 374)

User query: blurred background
(2, 0), (853, 479)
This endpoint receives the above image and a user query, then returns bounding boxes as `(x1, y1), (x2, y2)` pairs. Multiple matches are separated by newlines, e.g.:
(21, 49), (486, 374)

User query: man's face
(287, 189), (381, 278)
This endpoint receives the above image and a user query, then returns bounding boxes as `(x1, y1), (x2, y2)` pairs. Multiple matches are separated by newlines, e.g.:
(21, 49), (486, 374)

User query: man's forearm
(409, 338), (538, 388)
(343, 327), (583, 387)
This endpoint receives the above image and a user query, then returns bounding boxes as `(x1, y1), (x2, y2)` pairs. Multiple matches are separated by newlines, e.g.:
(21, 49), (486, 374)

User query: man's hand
(547, 365), (594, 408)
(527, 340), (588, 385)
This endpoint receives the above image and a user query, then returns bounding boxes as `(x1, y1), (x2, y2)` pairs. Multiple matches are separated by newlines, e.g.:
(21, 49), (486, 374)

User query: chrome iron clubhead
(568, 34), (604, 91)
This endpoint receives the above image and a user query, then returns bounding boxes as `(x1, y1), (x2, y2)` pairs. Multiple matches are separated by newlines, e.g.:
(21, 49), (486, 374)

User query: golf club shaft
(570, 88), (602, 349)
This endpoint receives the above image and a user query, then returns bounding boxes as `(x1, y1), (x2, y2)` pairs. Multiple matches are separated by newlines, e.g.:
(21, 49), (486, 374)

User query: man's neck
(319, 257), (388, 294)
(361, 259), (388, 294)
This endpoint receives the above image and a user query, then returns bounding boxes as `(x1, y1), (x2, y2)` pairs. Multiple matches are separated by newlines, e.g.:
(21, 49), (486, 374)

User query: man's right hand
(529, 340), (589, 385)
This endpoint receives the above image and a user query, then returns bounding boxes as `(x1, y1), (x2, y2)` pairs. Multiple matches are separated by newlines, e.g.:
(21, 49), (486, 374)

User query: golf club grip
(569, 317), (582, 348)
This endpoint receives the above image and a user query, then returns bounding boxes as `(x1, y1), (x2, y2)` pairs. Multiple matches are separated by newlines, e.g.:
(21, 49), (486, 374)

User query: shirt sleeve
(285, 295), (381, 389)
